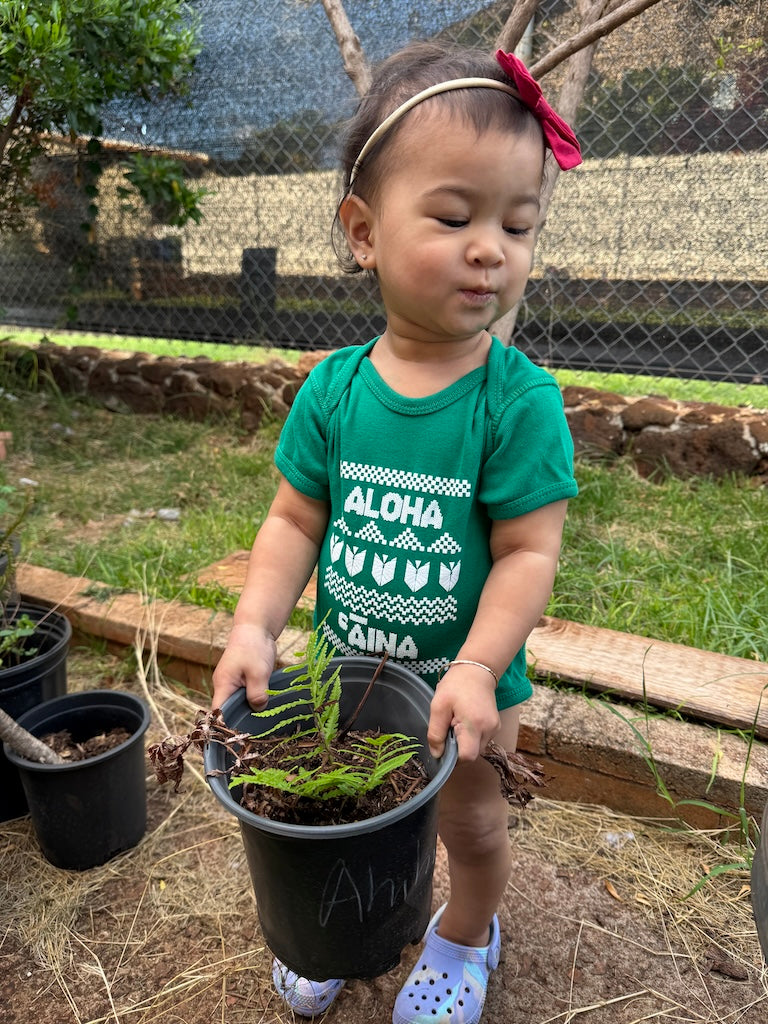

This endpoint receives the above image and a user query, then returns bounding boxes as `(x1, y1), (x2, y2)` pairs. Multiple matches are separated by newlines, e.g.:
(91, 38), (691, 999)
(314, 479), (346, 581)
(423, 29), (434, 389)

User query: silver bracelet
(437, 659), (499, 687)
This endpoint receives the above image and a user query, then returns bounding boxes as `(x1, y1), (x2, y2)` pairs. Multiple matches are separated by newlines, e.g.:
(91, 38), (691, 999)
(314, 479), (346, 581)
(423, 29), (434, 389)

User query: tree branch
(538, 1), (610, 220)
(530, 0), (664, 78)
(0, 706), (65, 764)
(492, 0), (621, 344)
(494, 0), (541, 53)
(0, 91), (28, 167)
(319, 0), (371, 97)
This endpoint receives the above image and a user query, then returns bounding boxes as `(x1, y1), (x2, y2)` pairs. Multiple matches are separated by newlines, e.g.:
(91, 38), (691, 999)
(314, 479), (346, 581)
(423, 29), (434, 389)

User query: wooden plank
(194, 554), (768, 736)
(527, 616), (768, 738)
(16, 564), (233, 667)
(196, 553), (768, 737)
(195, 549), (317, 609)
(16, 563), (307, 682)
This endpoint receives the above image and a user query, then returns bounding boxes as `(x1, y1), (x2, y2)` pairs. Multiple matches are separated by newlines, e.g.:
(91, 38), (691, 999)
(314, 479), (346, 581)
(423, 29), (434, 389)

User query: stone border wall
(4, 342), (767, 481)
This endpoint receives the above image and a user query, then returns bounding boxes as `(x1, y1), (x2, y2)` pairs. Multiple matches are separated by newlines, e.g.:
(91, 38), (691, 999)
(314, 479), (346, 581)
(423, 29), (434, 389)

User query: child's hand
(211, 622), (276, 711)
(427, 664), (500, 761)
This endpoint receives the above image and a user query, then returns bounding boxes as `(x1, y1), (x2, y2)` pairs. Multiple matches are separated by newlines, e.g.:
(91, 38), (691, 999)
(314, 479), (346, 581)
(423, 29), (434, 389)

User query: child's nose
(467, 230), (504, 266)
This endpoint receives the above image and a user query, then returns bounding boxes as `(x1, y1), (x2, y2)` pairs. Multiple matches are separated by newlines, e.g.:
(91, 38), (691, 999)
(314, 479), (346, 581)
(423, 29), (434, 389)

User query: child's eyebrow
(423, 184), (541, 211)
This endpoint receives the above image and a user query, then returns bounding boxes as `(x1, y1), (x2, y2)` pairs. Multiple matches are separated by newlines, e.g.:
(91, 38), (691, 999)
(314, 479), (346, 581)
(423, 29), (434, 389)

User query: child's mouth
(460, 289), (495, 307)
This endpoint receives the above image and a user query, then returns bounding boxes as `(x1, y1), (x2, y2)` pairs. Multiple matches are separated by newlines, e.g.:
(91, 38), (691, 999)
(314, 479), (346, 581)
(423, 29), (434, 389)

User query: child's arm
(427, 499), (568, 761)
(211, 477), (329, 710)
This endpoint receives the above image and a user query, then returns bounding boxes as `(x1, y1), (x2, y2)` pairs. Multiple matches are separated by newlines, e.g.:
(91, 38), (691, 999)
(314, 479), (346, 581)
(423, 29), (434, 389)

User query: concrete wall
(92, 151), (767, 282)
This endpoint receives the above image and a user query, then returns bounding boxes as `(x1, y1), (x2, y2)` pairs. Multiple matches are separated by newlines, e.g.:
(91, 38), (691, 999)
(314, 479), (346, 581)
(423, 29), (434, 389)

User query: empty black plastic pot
(4, 689), (150, 870)
(205, 656), (457, 980)
(0, 602), (71, 821)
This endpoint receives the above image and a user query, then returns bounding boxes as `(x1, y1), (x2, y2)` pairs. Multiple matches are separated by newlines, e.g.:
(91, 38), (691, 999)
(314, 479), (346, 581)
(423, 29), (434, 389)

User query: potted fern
(0, 491), (149, 867)
(151, 629), (458, 980)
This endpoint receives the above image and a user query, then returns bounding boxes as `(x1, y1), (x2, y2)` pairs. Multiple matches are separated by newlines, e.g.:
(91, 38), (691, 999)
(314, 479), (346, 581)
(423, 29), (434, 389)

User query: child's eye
(438, 218), (467, 228)
(504, 226), (532, 237)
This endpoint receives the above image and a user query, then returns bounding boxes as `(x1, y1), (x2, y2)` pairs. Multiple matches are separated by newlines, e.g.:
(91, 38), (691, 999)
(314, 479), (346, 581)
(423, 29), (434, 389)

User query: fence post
(240, 247), (277, 329)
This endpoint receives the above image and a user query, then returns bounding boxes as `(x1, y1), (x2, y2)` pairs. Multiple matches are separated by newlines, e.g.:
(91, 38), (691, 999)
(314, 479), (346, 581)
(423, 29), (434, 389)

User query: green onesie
(276, 337), (577, 709)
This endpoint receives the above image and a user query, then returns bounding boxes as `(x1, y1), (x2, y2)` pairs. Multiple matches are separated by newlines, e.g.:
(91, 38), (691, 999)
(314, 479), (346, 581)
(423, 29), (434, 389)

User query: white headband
(348, 77), (521, 188)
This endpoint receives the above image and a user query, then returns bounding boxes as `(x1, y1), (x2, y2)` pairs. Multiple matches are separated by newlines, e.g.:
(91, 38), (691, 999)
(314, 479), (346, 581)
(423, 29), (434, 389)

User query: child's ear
(339, 194), (376, 269)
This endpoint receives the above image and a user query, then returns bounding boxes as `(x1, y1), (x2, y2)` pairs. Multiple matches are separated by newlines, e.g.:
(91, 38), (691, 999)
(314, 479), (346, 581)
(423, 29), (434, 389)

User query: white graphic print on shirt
(321, 460), (472, 676)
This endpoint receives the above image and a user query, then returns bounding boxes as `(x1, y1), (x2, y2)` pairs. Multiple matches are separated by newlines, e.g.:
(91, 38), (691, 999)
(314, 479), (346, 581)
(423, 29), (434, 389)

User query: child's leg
(391, 708), (521, 1024)
(435, 706), (521, 946)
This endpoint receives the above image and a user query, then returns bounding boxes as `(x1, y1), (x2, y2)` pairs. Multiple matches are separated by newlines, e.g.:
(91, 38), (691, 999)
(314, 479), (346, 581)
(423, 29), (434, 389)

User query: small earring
(360, 253), (368, 261)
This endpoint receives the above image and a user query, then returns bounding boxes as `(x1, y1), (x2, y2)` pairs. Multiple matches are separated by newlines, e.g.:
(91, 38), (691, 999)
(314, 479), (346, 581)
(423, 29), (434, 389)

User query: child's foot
(271, 958), (344, 1017)
(392, 905), (500, 1024)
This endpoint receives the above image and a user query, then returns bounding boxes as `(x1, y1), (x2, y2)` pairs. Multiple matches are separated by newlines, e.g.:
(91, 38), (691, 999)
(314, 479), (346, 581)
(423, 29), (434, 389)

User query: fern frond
(251, 711), (314, 739)
(349, 734), (421, 793)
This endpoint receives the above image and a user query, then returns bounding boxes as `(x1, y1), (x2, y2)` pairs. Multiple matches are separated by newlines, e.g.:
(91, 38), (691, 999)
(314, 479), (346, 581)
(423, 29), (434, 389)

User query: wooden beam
(528, 616), (768, 737)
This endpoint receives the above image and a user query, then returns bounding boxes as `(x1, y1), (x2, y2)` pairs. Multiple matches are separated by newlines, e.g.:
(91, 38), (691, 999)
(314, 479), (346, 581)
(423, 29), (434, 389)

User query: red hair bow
(495, 49), (582, 170)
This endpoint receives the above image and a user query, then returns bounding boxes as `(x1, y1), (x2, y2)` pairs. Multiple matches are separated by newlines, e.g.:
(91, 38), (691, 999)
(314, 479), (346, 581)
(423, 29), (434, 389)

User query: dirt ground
(1, 649), (766, 1024)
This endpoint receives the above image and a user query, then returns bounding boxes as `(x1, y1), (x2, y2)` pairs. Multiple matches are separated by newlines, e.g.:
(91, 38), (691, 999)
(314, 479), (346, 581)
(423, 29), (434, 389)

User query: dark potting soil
(41, 727), (132, 761)
(238, 732), (430, 826)
(233, 736), (547, 827)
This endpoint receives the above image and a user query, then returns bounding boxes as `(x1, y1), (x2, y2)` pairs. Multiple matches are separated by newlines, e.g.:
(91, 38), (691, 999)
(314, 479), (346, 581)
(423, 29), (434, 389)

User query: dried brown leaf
(482, 739), (549, 809)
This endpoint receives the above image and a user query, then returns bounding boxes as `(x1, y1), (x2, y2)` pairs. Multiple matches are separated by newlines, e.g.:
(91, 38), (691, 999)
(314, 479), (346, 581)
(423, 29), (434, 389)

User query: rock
(1, 343), (766, 483)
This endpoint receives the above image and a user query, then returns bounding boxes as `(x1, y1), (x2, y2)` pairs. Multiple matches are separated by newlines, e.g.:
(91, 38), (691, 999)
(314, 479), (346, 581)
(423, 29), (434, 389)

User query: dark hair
(333, 41), (544, 274)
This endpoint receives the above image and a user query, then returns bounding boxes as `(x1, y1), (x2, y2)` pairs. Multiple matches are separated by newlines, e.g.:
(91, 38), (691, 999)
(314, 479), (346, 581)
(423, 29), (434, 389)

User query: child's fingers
(430, 668), (499, 761)
(211, 649), (270, 710)
(451, 720), (485, 762)
(244, 677), (269, 709)
(427, 695), (453, 759)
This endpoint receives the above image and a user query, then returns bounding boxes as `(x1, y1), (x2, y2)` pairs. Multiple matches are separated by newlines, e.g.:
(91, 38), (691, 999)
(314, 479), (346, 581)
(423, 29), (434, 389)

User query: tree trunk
(539, 1), (612, 222)
(493, 1), (625, 343)
(530, 0), (663, 78)
(0, 92), (27, 167)
(0, 706), (64, 764)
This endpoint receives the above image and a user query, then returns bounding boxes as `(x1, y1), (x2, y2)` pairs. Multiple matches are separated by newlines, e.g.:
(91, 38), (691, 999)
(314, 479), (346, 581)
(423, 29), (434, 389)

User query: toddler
(212, 39), (581, 1024)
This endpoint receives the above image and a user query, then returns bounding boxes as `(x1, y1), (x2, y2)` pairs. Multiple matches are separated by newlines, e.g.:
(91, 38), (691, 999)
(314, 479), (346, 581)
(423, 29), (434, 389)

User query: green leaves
(274, 625), (343, 755)
(348, 733), (422, 793)
(1, 0), (201, 229)
(231, 733), (421, 802)
(230, 630), (421, 803)
(0, 612), (38, 667)
(119, 153), (211, 227)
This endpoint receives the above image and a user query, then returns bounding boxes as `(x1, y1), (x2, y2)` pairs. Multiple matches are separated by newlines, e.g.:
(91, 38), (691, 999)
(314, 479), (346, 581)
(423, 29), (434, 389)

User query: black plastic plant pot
(4, 690), (151, 870)
(204, 656), (458, 981)
(0, 603), (71, 822)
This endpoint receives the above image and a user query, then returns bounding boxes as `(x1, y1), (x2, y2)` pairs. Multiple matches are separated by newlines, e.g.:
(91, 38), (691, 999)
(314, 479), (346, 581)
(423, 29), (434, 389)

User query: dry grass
(1, 636), (766, 1024)
(513, 799), (760, 972)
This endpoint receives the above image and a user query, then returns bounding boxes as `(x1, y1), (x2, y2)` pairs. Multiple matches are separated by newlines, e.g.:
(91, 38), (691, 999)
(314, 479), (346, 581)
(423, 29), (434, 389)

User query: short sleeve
(275, 375), (331, 500)
(480, 378), (578, 518)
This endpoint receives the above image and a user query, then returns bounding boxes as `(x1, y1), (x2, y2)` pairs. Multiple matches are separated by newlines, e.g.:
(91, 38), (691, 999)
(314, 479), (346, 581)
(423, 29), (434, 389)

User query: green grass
(1, 386), (283, 614)
(4, 327), (768, 410)
(1, 326), (303, 365)
(551, 459), (767, 661)
(1, 333), (766, 662)
(550, 368), (768, 410)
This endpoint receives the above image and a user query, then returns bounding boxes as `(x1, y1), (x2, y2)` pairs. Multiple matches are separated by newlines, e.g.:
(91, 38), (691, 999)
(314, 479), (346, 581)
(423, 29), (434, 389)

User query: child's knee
(439, 798), (510, 858)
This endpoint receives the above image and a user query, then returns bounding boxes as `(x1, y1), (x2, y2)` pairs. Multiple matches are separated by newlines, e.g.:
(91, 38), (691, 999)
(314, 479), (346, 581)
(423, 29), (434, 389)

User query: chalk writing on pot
(318, 840), (436, 927)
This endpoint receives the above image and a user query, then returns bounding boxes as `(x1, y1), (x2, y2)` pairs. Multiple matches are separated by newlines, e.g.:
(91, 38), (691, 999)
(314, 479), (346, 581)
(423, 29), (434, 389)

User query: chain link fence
(1, 0), (765, 383)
